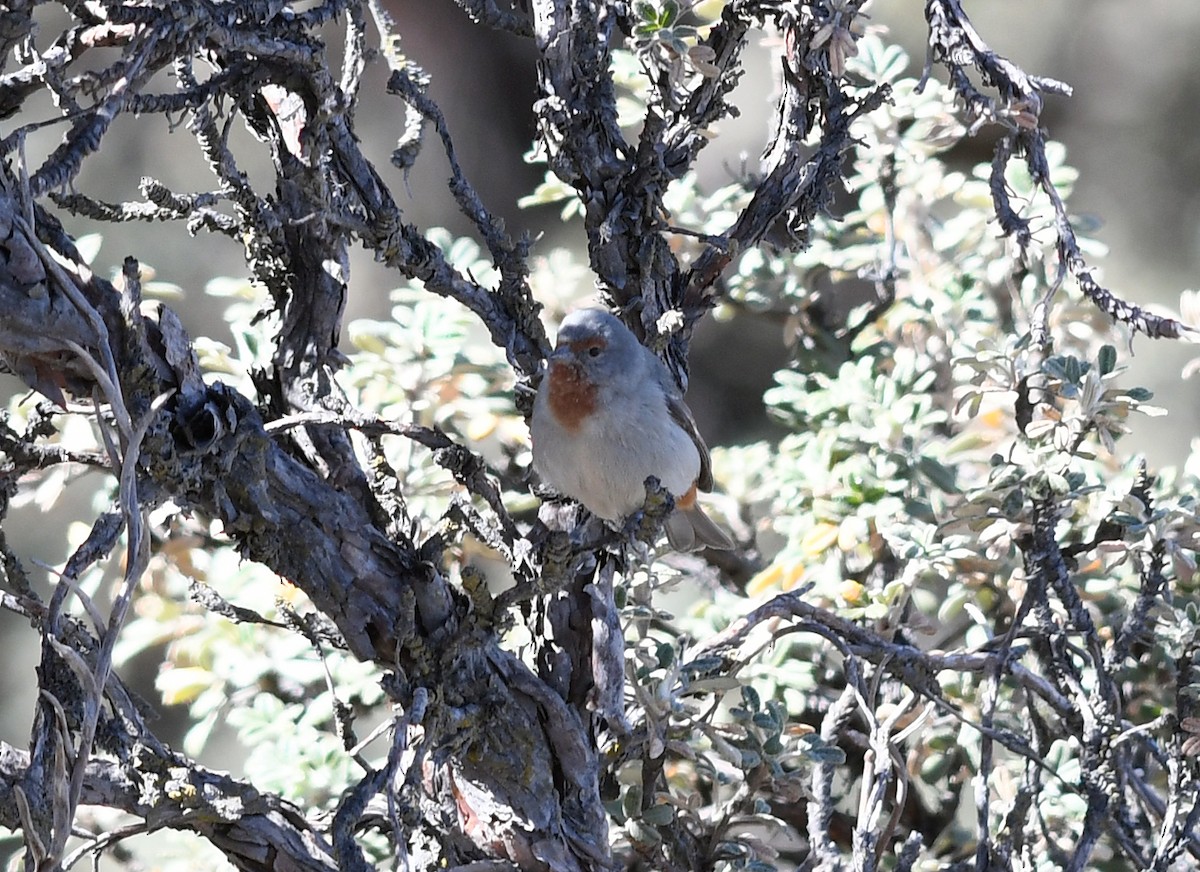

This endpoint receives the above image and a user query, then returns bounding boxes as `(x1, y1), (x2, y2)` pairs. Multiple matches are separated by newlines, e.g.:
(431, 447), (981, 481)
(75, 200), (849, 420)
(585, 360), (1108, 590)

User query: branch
(0, 741), (340, 871)
(0, 165), (608, 868)
(530, 0), (712, 378)
(924, 0), (1199, 344)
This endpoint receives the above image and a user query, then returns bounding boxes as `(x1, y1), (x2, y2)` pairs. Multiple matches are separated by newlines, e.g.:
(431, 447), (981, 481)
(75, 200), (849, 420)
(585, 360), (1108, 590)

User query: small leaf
(157, 666), (215, 706)
(804, 743), (847, 764)
(802, 522), (840, 556)
(626, 818), (662, 847)
(1098, 345), (1117, 376)
(75, 233), (104, 265)
(640, 803), (675, 826)
(686, 676), (743, 694)
(622, 784), (643, 820)
(918, 456), (960, 493)
(741, 685), (761, 710)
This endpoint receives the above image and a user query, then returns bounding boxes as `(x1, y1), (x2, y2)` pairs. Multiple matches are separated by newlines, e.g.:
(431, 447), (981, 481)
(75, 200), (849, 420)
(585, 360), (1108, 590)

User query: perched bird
(531, 307), (734, 551)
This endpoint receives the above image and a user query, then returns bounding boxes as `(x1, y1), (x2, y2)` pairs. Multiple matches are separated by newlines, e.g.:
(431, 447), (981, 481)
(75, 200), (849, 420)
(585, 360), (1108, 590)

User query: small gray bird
(530, 308), (734, 551)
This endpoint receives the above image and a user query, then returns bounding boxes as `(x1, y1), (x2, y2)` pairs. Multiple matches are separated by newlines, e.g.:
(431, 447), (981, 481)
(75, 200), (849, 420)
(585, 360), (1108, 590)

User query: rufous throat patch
(547, 360), (598, 432)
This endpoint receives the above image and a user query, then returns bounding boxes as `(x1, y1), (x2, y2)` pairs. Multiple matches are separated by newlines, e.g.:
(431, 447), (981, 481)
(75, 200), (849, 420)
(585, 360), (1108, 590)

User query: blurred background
(4, 0), (1200, 804)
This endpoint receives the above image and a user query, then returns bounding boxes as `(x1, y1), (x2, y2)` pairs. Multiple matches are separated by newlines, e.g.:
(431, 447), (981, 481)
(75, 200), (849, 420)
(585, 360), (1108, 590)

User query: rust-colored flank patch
(547, 360), (598, 432)
(676, 481), (698, 509)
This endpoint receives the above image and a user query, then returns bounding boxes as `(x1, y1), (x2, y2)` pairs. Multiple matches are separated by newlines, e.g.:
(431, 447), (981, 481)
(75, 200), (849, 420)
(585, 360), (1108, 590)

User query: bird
(530, 307), (734, 551)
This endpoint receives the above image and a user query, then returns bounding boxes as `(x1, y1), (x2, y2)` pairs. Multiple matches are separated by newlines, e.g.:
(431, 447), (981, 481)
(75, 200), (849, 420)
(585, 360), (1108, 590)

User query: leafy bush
(1, 1), (1198, 871)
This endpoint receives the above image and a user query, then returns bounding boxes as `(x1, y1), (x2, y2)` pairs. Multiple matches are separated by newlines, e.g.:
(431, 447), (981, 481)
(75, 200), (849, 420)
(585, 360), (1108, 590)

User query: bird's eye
(587, 345), (602, 358)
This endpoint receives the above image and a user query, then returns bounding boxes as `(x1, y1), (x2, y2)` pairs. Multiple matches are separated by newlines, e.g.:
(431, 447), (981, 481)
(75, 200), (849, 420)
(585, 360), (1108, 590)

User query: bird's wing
(665, 390), (714, 492)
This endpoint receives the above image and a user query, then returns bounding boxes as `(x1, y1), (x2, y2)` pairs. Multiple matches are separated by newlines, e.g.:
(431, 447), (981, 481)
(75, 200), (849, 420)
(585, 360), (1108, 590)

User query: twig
(50, 392), (171, 866)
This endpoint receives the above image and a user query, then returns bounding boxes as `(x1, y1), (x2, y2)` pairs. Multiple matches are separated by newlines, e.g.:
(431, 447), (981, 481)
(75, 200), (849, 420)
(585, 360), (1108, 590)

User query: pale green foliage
(117, 545), (386, 798)
(341, 231), (529, 521)
(603, 32), (1199, 868)
(191, 276), (279, 392)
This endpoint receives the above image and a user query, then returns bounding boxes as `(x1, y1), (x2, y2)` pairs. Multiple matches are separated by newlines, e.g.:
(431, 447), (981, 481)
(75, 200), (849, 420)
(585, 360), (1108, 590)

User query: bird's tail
(666, 506), (734, 551)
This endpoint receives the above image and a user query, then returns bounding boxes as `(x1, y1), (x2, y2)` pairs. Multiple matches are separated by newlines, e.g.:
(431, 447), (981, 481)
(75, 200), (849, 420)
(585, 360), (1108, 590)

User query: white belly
(532, 388), (700, 520)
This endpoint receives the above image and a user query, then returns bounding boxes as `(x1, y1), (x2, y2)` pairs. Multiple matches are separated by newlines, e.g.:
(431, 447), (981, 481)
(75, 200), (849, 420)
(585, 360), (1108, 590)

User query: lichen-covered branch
(925, 0), (1198, 343)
